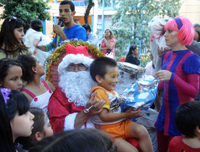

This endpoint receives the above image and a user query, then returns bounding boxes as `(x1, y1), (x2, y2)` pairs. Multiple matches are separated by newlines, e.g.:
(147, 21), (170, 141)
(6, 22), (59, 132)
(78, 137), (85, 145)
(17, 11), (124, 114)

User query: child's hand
(124, 107), (141, 118)
(33, 39), (40, 48)
(157, 47), (169, 57)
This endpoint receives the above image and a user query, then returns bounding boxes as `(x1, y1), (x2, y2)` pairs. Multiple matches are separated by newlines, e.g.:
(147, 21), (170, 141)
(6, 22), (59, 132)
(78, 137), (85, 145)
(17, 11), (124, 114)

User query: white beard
(58, 71), (97, 107)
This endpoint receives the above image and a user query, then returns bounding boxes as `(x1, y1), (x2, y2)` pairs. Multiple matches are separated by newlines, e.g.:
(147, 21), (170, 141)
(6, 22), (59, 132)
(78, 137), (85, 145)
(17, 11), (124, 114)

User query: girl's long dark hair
(0, 16), (28, 57)
(0, 89), (30, 152)
(17, 54), (36, 82)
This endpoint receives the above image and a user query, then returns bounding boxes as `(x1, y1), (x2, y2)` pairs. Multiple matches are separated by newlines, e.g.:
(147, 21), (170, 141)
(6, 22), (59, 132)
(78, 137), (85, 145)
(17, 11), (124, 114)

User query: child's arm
(99, 107), (140, 122)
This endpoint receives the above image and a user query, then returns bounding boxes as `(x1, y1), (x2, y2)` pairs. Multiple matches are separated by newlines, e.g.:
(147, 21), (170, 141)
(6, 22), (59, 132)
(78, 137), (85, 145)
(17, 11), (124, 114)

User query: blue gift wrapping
(119, 75), (158, 122)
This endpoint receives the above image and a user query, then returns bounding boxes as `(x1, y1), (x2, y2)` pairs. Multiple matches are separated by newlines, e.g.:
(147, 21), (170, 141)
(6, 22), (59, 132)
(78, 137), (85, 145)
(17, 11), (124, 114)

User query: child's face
(32, 56), (45, 76)
(0, 66), (22, 91)
(43, 114), (53, 138)
(35, 59), (45, 76)
(10, 111), (34, 141)
(100, 66), (119, 91)
(14, 26), (24, 43)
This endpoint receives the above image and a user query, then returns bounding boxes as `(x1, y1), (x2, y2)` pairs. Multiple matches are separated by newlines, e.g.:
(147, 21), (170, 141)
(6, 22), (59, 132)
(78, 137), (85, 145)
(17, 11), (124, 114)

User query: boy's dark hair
(30, 19), (43, 32)
(90, 57), (117, 82)
(0, 58), (22, 84)
(60, 0), (75, 12)
(17, 54), (36, 82)
(175, 100), (200, 138)
(17, 107), (45, 150)
(29, 129), (117, 152)
(82, 24), (91, 32)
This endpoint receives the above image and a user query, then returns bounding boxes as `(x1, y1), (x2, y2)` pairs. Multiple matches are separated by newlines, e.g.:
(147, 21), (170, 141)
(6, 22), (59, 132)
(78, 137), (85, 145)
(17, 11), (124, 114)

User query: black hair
(30, 19), (43, 32)
(0, 58), (23, 85)
(0, 89), (30, 152)
(17, 54), (36, 82)
(195, 29), (200, 42)
(193, 23), (200, 28)
(17, 107), (45, 150)
(0, 16), (27, 56)
(126, 45), (137, 57)
(60, 1), (75, 12)
(29, 129), (117, 152)
(82, 24), (91, 32)
(175, 100), (200, 138)
(90, 57), (117, 82)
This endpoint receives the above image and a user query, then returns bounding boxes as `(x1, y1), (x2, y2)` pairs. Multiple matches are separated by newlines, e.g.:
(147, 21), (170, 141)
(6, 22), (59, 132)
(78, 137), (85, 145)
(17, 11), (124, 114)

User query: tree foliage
(0, 0), (51, 30)
(84, 0), (94, 24)
(112, 0), (182, 62)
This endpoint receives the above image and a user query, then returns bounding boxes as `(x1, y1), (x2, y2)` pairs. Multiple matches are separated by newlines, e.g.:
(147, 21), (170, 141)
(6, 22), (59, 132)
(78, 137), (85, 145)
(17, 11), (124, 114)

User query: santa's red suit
(48, 44), (96, 133)
(47, 44), (140, 151)
(48, 86), (95, 133)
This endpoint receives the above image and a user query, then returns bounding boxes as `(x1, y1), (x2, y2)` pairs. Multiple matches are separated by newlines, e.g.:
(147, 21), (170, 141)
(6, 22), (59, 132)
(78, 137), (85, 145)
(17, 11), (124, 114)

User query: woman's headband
(174, 17), (183, 30)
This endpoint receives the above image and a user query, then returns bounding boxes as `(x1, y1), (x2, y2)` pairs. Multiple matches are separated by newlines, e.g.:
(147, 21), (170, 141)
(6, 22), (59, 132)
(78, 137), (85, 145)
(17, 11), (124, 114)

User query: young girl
(0, 88), (34, 152)
(17, 107), (53, 151)
(155, 16), (200, 152)
(18, 54), (55, 114)
(0, 16), (32, 59)
(0, 58), (23, 91)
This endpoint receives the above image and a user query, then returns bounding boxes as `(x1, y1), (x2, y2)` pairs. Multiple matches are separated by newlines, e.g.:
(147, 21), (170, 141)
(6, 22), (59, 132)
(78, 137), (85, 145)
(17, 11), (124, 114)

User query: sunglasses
(8, 16), (17, 22)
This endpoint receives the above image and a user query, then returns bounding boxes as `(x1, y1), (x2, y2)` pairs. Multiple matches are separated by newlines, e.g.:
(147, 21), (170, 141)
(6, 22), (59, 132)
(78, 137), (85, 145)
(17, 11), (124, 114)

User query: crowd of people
(0, 0), (200, 152)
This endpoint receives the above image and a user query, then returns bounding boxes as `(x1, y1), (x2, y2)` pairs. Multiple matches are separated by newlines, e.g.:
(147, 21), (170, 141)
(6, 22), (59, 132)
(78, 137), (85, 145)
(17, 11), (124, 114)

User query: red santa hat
(58, 44), (94, 75)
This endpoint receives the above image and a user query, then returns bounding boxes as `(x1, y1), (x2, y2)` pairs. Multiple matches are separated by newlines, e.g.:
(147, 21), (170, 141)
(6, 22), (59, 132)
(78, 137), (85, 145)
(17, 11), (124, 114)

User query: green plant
(0, 0), (51, 31)
(112, 0), (182, 65)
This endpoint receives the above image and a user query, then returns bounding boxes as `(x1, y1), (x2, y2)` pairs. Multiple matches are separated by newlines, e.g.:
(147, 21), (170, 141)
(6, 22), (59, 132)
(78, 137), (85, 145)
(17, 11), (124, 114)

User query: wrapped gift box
(117, 62), (146, 75)
(119, 75), (158, 121)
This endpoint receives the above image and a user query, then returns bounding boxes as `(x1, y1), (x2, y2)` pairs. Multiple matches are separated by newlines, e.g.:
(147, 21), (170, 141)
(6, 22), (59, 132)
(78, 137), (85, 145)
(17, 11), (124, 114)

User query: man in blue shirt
(37, 1), (87, 52)
(82, 24), (99, 49)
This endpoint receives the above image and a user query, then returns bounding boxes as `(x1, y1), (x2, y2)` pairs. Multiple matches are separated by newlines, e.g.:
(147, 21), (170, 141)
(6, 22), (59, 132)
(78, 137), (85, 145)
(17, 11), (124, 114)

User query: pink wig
(164, 16), (195, 45)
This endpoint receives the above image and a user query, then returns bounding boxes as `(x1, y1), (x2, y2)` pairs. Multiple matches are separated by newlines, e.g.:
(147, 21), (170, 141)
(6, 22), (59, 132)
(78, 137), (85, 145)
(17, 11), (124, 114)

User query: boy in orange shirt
(89, 57), (153, 152)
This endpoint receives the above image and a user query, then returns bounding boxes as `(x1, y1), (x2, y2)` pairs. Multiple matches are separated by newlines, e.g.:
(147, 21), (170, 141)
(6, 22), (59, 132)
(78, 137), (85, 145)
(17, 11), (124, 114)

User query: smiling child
(89, 57), (153, 152)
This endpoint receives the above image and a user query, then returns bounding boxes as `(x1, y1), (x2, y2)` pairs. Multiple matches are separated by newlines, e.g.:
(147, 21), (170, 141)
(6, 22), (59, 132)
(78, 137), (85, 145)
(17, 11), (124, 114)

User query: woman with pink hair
(155, 16), (200, 152)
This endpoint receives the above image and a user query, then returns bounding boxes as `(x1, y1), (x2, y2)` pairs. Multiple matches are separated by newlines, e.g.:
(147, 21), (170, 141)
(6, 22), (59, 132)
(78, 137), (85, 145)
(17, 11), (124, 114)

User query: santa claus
(48, 44), (105, 133)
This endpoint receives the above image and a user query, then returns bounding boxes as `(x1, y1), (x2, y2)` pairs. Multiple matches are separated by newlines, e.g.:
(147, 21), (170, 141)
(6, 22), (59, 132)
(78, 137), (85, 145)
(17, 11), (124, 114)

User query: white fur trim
(64, 113), (95, 130)
(58, 54), (93, 75)
(64, 113), (78, 130)
(86, 118), (96, 129)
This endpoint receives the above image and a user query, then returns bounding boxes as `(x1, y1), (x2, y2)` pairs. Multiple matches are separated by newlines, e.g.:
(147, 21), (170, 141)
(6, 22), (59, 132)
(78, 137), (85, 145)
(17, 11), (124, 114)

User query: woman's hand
(157, 47), (169, 57)
(155, 70), (172, 81)
(103, 38), (107, 42)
